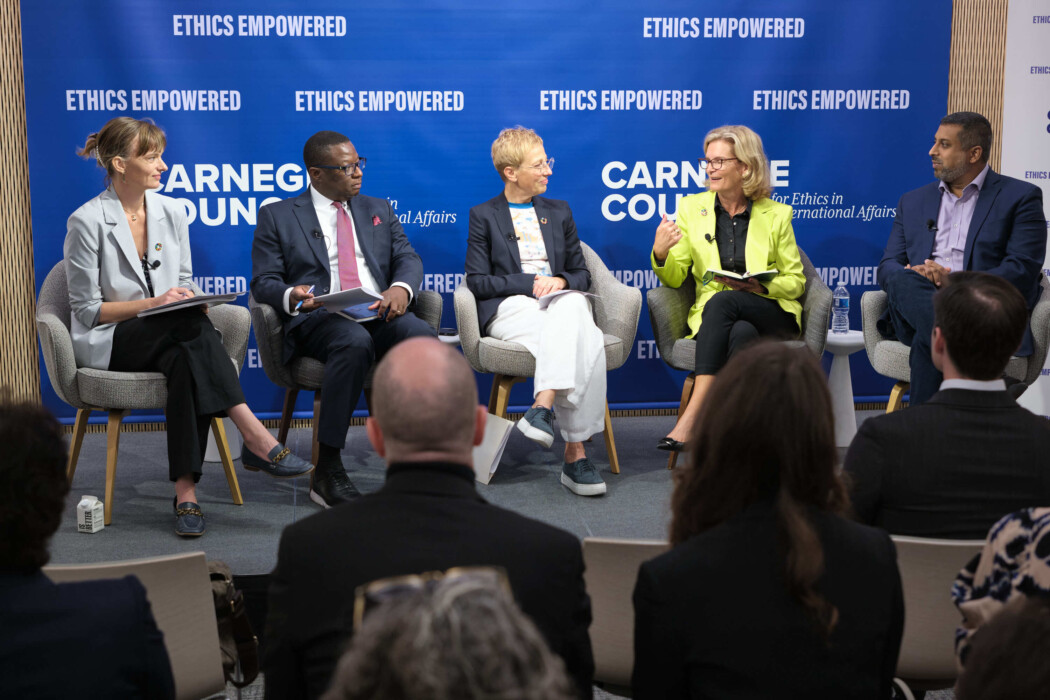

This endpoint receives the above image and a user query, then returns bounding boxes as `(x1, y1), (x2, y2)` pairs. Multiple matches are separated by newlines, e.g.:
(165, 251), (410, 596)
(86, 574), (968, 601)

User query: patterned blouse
(952, 507), (1050, 669)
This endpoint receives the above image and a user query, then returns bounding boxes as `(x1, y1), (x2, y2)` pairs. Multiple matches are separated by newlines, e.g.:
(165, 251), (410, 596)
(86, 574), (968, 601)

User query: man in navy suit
(251, 131), (435, 507)
(877, 111), (1046, 405)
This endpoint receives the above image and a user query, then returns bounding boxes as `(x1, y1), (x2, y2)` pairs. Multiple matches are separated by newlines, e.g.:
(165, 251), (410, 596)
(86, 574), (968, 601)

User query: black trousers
(289, 308), (436, 448)
(694, 290), (799, 374)
(109, 308), (245, 482)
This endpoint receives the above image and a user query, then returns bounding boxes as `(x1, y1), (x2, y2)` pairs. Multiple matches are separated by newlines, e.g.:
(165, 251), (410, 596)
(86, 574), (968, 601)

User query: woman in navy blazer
(465, 127), (608, 497)
(632, 342), (903, 699)
(0, 392), (175, 697)
(64, 117), (312, 536)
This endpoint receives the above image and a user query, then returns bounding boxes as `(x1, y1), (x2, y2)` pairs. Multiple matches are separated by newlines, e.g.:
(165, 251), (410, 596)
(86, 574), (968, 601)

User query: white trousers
(487, 292), (606, 442)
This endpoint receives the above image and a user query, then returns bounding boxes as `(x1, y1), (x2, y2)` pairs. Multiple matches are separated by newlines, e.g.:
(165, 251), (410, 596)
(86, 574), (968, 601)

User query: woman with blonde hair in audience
(632, 342), (904, 699)
(65, 117), (313, 536)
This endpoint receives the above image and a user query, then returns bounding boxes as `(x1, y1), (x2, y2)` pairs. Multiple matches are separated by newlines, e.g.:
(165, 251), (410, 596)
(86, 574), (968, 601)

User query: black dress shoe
(656, 437), (687, 452)
(241, 443), (315, 478)
(310, 468), (361, 508)
(173, 497), (205, 537)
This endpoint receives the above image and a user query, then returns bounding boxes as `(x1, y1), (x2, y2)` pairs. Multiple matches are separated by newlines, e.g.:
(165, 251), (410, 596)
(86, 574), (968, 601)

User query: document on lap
(536, 289), (595, 310)
(313, 286), (383, 323)
(702, 268), (778, 285)
(137, 291), (244, 317)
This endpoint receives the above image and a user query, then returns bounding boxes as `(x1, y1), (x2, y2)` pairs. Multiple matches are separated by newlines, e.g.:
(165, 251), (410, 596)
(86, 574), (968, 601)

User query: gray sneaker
(517, 406), (555, 448)
(561, 458), (607, 496)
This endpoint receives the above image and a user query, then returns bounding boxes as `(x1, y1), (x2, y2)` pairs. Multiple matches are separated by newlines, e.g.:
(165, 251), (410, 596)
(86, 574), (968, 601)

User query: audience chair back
(647, 247), (829, 467)
(891, 535), (985, 693)
(861, 275), (1050, 412)
(44, 552), (225, 700)
(249, 291), (443, 466)
(454, 241), (642, 475)
(582, 537), (670, 690)
(35, 262), (245, 524)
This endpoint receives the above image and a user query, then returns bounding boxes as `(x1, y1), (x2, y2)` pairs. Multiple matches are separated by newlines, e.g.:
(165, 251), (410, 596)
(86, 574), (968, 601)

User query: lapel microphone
(705, 234), (715, 244)
(141, 256), (161, 270)
(926, 219), (938, 232)
(312, 229), (323, 239)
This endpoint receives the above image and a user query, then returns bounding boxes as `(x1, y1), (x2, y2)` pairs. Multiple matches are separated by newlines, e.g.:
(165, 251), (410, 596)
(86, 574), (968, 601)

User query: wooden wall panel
(0, 0), (38, 400)
(948, 0), (1009, 170)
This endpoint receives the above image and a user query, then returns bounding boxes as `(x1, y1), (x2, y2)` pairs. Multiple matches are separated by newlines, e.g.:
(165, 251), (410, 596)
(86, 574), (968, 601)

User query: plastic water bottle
(832, 283), (849, 333)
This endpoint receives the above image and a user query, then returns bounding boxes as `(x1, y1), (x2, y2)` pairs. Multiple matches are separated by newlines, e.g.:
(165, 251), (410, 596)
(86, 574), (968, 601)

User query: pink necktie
(334, 201), (362, 289)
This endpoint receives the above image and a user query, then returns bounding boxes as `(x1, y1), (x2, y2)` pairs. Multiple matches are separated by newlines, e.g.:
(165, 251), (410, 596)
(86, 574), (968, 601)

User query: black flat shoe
(656, 437), (687, 453)
(173, 497), (205, 537)
(241, 443), (315, 478)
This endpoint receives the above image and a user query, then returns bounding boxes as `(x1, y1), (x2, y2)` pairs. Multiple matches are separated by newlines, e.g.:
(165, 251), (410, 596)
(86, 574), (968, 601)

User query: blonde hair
(703, 125), (772, 201)
(491, 126), (543, 182)
(77, 117), (166, 185)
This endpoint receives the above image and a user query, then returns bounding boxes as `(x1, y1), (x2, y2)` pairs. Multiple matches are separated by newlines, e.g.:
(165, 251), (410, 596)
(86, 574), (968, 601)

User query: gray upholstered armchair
(249, 290), (443, 465)
(861, 275), (1050, 412)
(647, 247), (831, 467)
(35, 261), (247, 524)
(454, 241), (641, 474)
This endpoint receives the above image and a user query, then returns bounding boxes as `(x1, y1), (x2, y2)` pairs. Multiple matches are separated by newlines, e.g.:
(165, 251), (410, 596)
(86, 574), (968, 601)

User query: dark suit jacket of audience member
(0, 572), (175, 698)
(845, 388), (1050, 539)
(263, 461), (595, 700)
(632, 500), (903, 700)
(465, 192), (590, 334)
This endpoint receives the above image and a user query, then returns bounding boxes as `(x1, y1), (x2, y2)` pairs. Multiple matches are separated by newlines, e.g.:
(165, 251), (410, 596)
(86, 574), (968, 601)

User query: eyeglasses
(522, 157), (554, 171)
(352, 566), (510, 630)
(699, 157), (739, 171)
(313, 158), (367, 175)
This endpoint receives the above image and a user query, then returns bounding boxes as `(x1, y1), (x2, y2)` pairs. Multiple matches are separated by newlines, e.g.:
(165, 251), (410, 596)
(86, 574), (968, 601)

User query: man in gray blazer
(251, 131), (435, 507)
(845, 272), (1050, 538)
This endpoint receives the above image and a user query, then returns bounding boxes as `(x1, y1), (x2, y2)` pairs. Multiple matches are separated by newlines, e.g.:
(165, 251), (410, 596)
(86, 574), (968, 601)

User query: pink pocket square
(372, 215), (382, 226)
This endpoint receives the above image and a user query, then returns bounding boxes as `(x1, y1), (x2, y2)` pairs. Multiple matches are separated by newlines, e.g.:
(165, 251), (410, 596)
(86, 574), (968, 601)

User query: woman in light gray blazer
(65, 117), (314, 536)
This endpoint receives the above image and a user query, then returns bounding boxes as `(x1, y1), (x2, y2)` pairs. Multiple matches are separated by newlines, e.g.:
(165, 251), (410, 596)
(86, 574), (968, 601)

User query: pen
(294, 285), (315, 311)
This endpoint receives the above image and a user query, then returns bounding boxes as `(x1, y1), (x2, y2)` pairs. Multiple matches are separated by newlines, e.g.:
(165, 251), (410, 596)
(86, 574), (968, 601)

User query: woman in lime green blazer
(651, 125), (806, 451)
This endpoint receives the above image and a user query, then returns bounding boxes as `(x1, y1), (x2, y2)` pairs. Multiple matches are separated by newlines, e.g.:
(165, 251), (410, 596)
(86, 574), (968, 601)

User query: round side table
(825, 329), (865, 447)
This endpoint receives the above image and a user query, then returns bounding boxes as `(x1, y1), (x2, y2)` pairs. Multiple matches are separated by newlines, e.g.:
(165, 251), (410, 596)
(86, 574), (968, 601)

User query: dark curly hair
(0, 388), (70, 572)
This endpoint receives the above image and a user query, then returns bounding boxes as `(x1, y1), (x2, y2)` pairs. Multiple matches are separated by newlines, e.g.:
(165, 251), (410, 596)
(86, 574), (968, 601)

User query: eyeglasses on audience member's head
(351, 566), (511, 630)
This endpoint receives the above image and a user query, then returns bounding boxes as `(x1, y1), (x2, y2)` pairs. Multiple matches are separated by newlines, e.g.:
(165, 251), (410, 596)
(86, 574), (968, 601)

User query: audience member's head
(940, 111), (993, 165)
(367, 338), (485, 465)
(322, 572), (576, 700)
(955, 595), (1050, 700)
(77, 117), (167, 185)
(671, 342), (848, 635)
(0, 389), (69, 573)
(932, 271), (1027, 380)
(491, 126), (543, 181)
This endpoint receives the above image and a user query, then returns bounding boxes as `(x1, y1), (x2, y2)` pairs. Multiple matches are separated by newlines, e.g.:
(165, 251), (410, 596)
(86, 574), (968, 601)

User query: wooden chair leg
(311, 391), (322, 468)
(603, 402), (620, 474)
(67, 408), (91, 482)
(104, 409), (129, 525)
(212, 418), (244, 505)
(278, 389), (299, 444)
(887, 382), (908, 413)
(489, 375), (522, 419)
(668, 373), (696, 470)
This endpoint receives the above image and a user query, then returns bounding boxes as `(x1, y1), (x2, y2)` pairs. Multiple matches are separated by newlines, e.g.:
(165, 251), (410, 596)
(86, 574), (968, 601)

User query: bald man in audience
(845, 272), (1050, 538)
(263, 338), (594, 700)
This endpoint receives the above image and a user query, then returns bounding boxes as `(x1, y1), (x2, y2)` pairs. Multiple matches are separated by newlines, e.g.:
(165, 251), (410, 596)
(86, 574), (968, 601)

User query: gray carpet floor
(51, 415), (690, 573)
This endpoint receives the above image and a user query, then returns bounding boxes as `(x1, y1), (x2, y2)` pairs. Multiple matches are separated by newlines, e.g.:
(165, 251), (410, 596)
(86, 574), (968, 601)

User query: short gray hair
(321, 575), (577, 700)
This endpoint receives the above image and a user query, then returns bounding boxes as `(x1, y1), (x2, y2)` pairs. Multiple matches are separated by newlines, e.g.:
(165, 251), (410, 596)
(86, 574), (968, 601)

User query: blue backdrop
(23, 0), (952, 421)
